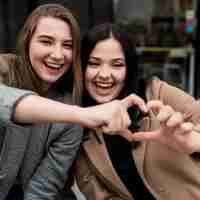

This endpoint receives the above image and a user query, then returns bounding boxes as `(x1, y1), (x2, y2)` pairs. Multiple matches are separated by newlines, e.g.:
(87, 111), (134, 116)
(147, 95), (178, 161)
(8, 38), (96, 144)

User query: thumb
(121, 94), (148, 113)
(147, 100), (164, 113)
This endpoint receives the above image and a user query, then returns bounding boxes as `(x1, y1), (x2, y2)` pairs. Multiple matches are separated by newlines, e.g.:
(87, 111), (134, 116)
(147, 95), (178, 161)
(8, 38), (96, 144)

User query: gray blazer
(0, 55), (83, 200)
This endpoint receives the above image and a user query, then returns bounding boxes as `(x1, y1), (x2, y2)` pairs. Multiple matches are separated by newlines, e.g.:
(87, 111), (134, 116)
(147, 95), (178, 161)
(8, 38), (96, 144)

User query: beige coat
(75, 78), (200, 200)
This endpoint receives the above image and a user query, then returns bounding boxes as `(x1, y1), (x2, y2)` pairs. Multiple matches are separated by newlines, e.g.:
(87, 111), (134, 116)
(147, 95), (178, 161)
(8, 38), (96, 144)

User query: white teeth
(95, 82), (113, 88)
(46, 63), (64, 69)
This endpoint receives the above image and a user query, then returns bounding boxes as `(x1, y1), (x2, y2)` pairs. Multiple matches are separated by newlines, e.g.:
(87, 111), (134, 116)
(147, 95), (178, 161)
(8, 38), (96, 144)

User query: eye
(87, 61), (100, 68)
(63, 43), (73, 49)
(39, 40), (52, 46)
(112, 63), (126, 68)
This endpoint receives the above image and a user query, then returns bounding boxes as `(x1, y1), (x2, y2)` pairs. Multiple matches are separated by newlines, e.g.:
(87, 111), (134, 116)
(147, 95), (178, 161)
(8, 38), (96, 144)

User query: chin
(43, 77), (60, 84)
(95, 96), (115, 104)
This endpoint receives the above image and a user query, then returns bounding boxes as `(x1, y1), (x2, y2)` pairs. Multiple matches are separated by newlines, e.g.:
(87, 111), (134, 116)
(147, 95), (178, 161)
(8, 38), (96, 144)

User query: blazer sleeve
(23, 123), (83, 200)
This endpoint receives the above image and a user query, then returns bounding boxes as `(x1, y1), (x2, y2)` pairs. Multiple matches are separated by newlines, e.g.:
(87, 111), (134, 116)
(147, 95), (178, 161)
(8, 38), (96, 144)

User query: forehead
(90, 38), (124, 59)
(33, 16), (72, 39)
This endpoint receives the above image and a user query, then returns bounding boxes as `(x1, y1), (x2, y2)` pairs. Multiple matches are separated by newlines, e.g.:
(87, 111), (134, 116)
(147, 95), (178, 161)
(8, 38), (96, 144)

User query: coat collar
(83, 130), (133, 199)
(83, 117), (151, 200)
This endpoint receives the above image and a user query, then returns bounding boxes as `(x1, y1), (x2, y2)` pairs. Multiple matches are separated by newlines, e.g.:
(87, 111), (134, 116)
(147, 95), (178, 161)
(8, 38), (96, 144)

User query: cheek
(115, 69), (127, 84)
(29, 43), (41, 66)
(64, 49), (73, 61)
(85, 69), (96, 93)
(85, 68), (96, 83)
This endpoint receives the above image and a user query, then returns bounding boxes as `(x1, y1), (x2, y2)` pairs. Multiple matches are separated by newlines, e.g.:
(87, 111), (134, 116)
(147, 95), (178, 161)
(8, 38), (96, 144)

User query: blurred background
(1, 0), (200, 97)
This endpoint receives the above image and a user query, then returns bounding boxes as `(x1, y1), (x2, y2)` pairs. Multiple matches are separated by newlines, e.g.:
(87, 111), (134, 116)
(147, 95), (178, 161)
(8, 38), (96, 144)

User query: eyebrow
(37, 35), (72, 42)
(89, 57), (100, 61)
(112, 58), (125, 62)
(89, 56), (124, 61)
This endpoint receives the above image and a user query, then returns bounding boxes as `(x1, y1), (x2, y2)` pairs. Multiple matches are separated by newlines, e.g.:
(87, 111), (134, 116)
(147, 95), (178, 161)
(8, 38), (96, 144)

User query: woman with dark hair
(75, 23), (200, 200)
(0, 5), (144, 200)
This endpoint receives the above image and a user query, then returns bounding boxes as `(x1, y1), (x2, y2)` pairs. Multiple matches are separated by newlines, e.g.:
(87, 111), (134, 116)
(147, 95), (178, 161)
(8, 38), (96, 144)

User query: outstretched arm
(14, 93), (148, 140)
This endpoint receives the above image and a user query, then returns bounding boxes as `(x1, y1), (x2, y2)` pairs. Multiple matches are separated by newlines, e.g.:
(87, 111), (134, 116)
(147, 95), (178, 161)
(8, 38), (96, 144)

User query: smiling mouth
(94, 83), (114, 90)
(95, 81), (113, 87)
(45, 63), (64, 70)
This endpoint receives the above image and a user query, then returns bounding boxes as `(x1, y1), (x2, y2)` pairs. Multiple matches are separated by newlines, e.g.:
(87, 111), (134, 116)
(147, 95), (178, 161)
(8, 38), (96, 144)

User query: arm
(14, 94), (148, 138)
(24, 123), (83, 200)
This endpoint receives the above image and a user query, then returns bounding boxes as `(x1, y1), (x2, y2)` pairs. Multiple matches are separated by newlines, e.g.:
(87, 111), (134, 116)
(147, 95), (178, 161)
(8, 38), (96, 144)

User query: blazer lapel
(83, 130), (133, 200)
(0, 123), (30, 198)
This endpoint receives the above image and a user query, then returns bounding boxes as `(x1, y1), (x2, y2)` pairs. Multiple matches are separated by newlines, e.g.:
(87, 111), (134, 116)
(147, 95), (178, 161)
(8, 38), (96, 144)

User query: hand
(81, 94), (148, 141)
(131, 100), (200, 154)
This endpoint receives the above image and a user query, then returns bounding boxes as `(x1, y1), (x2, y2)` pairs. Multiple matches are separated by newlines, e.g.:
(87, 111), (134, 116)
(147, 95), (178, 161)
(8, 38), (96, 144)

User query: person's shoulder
(0, 53), (17, 80)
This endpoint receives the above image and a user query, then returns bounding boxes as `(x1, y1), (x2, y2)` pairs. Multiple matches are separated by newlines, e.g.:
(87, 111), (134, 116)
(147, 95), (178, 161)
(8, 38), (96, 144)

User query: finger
(157, 105), (174, 123)
(121, 94), (148, 113)
(101, 113), (123, 134)
(193, 124), (200, 132)
(123, 111), (132, 128)
(147, 100), (164, 113)
(101, 126), (116, 135)
(178, 122), (194, 134)
(167, 112), (183, 127)
(118, 129), (137, 142)
(131, 130), (160, 141)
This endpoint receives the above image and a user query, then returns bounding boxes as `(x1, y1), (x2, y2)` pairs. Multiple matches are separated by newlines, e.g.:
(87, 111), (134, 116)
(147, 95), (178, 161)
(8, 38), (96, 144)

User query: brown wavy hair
(8, 4), (82, 104)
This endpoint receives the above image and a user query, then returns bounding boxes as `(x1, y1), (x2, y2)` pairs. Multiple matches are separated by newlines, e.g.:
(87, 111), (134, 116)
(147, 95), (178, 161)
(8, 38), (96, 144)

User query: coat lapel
(83, 130), (133, 200)
(132, 113), (161, 197)
(132, 117), (150, 178)
(134, 78), (160, 177)
(82, 116), (152, 200)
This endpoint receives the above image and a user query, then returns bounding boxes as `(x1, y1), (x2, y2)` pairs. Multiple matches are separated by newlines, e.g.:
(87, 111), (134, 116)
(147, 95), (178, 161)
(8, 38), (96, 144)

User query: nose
(98, 64), (111, 79)
(50, 44), (64, 61)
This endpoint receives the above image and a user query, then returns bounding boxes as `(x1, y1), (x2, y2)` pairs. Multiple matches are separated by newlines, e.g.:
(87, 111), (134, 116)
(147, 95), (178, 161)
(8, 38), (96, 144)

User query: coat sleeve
(150, 78), (200, 125)
(75, 147), (112, 200)
(0, 54), (35, 124)
(23, 123), (83, 200)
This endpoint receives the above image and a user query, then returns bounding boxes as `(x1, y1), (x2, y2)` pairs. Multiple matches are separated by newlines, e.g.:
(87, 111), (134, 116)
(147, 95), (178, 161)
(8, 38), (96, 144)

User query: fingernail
(142, 105), (148, 113)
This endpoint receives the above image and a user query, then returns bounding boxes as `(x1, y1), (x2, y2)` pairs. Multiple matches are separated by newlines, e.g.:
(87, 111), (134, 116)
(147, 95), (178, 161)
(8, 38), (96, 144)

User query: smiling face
(85, 37), (127, 104)
(29, 16), (73, 87)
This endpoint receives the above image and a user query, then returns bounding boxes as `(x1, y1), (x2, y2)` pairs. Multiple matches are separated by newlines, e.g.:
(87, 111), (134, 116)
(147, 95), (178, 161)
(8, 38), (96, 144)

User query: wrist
(67, 105), (86, 126)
